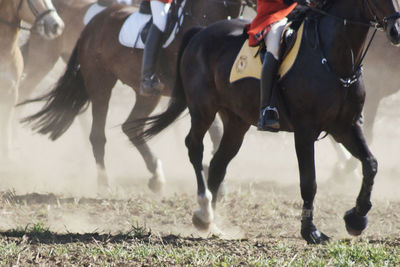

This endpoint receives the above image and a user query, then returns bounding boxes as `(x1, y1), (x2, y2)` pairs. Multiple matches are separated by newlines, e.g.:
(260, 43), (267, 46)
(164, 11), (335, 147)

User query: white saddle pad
(119, 0), (187, 49)
(83, 3), (107, 25)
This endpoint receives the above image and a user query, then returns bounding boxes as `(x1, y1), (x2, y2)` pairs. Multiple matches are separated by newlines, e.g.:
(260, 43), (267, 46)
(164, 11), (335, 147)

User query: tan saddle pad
(229, 21), (305, 83)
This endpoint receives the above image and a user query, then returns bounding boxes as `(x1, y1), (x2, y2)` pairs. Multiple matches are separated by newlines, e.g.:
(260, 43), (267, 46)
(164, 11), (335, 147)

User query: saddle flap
(83, 3), (107, 25)
(229, 21), (305, 84)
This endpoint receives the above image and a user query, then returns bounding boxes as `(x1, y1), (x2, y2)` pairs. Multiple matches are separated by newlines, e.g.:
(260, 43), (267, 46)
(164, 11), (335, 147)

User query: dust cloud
(0, 8), (399, 236)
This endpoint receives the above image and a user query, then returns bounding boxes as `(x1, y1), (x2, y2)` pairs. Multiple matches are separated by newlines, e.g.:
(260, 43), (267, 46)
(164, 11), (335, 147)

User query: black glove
(296, 0), (310, 6)
(283, 0), (295, 5)
(284, 0), (311, 6)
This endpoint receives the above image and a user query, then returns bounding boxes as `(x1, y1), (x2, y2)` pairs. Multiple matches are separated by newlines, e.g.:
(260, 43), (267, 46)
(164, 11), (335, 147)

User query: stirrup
(257, 106), (280, 132)
(140, 75), (164, 97)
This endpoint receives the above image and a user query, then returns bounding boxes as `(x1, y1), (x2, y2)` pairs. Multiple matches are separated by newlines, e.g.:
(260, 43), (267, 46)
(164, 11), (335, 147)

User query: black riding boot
(97, 0), (113, 7)
(140, 24), (165, 96)
(258, 52), (280, 132)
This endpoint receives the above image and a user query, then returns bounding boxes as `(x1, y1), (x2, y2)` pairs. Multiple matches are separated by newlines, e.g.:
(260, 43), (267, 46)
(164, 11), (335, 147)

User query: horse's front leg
(294, 129), (330, 244)
(333, 122), (377, 236)
(0, 73), (19, 160)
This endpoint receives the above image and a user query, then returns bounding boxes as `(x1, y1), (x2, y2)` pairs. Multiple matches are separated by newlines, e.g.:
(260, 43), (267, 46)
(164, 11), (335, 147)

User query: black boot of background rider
(140, 24), (165, 96)
(258, 52), (280, 132)
(97, 0), (114, 7)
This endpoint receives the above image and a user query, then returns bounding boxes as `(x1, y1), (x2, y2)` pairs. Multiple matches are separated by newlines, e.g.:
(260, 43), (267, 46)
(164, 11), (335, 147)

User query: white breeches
(117, 0), (132, 4)
(150, 1), (171, 32)
(264, 18), (288, 60)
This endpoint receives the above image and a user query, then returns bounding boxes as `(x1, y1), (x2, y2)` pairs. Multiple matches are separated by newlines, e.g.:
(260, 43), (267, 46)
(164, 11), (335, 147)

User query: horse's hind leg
(208, 116), (223, 154)
(329, 137), (359, 180)
(85, 72), (117, 192)
(332, 123), (377, 236)
(186, 110), (217, 231)
(294, 127), (330, 244)
(203, 116), (225, 197)
(363, 91), (381, 144)
(122, 94), (163, 193)
(207, 110), (249, 207)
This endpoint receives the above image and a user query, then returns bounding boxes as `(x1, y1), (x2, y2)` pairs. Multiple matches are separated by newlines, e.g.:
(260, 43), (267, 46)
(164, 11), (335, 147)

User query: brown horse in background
(22, 0), (249, 193)
(18, 0), (140, 103)
(0, 0), (63, 159)
(18, 0), (96, 102)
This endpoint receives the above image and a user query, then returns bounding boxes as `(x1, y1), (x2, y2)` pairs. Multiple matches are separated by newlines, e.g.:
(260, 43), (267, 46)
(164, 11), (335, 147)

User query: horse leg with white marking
(122, 94), (165, 193)
(186, 111), (218, 231)
(85, 70), (117, 191)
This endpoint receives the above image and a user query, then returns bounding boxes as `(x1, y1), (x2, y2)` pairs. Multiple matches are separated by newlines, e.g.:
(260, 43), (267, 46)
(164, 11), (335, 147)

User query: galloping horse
(22, 0), (249, 192)
(0, 0), (63, 159)
(129, 0), (400, 244)
(18, 0), (96, 103)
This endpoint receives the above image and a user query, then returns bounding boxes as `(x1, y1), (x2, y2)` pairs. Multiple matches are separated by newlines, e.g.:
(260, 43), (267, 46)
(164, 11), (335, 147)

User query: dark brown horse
(22, 0), (249, 193)
(128, 0), (400, 244)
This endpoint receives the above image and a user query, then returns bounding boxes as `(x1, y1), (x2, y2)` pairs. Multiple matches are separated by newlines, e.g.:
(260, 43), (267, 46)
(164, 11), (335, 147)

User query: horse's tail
(20, 39), (89, 141)
(130, 27), (203, 143)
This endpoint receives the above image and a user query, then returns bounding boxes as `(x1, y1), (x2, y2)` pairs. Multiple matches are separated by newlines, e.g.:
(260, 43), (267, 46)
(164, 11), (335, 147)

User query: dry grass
(1, 180), (400, 265)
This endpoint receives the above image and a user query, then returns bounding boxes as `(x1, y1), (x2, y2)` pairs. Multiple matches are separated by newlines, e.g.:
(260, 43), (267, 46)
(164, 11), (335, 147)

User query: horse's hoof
(192, 213), (211, 232)
(344, 208), (368, 236)
(148, 177), (164, 193)
(97, 184), (113, 197)
(302, 229), (330, 244)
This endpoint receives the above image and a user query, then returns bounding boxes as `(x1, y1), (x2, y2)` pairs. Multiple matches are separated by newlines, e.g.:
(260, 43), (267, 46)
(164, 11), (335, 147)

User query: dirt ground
(1, 7), (400, 265)
(1, 48), (400, 239)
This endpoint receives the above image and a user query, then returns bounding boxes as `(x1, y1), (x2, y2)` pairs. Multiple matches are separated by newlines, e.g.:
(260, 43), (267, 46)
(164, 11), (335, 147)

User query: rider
(97, 0), (114, 6)
(139, 0), (173, 96)
(248, 0), (309, 131)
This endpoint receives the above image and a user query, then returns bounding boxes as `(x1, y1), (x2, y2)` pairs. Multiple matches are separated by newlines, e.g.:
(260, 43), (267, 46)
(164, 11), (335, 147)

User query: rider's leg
(258, 18), (287, 132)
(140, 0), (171, 96)
(97, 0), (114, 6)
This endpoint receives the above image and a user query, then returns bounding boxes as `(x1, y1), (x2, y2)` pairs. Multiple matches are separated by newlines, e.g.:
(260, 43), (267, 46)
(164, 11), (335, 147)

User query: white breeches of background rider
(150, 1), (171, 32)
(264, 18), (288, 60)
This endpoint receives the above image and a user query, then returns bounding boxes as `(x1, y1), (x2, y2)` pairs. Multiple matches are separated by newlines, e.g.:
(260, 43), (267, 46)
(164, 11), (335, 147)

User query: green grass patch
(1, 224), (399, 266)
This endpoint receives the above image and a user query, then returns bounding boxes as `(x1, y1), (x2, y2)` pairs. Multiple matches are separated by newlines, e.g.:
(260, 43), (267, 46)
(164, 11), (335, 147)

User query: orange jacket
(247, 0), (297, 46)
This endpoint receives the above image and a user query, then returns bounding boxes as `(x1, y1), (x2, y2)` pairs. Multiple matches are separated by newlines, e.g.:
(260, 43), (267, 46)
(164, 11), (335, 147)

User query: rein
(307, 0), (400, 88)
(0, 0), (56, 32)
(305, 0), (400, 136)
